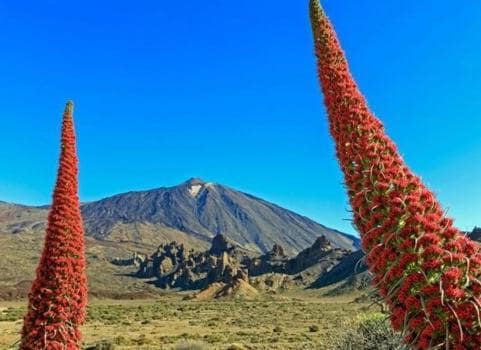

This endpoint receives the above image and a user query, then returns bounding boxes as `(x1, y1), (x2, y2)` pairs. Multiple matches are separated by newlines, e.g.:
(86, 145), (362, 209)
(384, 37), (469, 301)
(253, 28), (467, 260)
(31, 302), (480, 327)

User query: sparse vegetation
(273, 325), (283, 333)
(0, 293), (378, 349)
(334, 313), (402, 350)
(84, 341), (116, 350)
(173, 340), (209, 350)
(226, 344), (247, 350)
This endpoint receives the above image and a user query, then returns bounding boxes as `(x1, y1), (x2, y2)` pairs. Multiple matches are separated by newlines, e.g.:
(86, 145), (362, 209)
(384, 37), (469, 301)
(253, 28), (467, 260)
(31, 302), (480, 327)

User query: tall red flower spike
(309, 1), (481, 348)
(21, 101), (88, 350)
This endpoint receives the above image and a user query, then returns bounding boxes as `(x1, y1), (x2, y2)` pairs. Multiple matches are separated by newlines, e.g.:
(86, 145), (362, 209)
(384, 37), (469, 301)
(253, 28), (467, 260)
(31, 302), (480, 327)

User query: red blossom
(21, 102), (88, 350)
(309, 0), (481, 348)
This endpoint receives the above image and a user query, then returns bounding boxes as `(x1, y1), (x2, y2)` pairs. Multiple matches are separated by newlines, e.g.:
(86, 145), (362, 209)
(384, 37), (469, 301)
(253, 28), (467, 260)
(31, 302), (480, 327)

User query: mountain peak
(183, 178), (209, 197)
(184, 177), (206, 186)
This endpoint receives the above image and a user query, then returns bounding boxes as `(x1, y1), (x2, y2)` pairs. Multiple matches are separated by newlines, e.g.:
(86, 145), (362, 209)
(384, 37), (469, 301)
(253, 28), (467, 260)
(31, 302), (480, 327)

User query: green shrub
(112, 336), (127, 345)
(335, 313), (404, 350)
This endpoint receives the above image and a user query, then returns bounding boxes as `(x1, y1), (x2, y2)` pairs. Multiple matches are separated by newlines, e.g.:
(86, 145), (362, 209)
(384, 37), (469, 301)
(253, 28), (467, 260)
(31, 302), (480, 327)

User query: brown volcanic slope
(0, 200), (209, 251)
(0, 201), (47, 235)
(81, 178), (359, 255)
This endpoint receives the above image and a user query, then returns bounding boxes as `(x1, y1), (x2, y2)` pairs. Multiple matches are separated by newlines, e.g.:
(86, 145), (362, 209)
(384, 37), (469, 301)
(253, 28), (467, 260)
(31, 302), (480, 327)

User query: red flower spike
(309, 0), (481, 348)
(21, 101), (88, 350)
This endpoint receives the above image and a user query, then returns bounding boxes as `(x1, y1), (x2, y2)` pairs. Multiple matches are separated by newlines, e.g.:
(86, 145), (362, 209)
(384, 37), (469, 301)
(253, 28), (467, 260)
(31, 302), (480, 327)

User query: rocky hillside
(0, 201), (47, 235)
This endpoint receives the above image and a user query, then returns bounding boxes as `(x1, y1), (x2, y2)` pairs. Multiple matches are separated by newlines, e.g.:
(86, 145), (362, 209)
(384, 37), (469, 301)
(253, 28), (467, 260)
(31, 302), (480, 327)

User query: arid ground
(0, 291), (378, 350)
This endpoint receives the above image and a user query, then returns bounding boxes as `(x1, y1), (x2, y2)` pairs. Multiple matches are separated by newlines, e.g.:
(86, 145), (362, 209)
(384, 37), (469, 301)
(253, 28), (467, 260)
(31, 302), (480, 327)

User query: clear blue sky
(0, 1), (480, 235)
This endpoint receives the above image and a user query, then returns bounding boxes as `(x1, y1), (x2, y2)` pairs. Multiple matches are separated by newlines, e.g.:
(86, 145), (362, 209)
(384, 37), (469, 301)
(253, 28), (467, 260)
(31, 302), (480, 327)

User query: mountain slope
(0, 201), (47, 235)
(0, 178), (359, 255)
(81, 178), (359, 254)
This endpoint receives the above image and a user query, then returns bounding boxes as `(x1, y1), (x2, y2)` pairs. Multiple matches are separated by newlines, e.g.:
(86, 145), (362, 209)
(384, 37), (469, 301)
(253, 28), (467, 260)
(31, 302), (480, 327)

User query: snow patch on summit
(189, 184), (203, 197)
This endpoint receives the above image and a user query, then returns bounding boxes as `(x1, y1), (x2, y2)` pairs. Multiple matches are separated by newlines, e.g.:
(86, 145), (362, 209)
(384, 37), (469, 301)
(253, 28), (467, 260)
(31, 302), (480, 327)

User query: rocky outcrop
(250, 273), (295, 293)
(209, 234), (235, 255)
(249, 243), (290, 276)
(136, 241), (190, 278)
(130, 234), (354, 293)
(270, 243), (287, 259)
(128, 230), (363, 295)
(469, 227), (481, 242)
(311, 249), (367, 289)
(286, 236), (349, 274)
(131, 235), (250, 290)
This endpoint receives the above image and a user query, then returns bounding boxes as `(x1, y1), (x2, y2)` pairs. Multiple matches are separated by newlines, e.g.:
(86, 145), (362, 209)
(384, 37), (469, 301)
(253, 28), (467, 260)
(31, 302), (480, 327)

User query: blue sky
(0, 1), (480, 235)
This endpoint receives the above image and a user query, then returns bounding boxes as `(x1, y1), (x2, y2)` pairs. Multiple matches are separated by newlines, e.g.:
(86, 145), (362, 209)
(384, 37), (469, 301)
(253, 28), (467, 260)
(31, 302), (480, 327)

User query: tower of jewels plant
(21, 101), (88, 350)
(309, 0), (481, 348)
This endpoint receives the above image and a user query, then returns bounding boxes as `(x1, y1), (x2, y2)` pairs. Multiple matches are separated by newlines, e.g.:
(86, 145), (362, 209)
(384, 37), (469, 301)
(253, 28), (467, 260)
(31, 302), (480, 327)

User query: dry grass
(0, 291), (378, 350)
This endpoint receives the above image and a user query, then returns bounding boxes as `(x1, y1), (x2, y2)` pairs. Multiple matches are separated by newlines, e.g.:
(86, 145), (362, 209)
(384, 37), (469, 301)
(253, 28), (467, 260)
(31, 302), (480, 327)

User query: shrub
(113, 336), (127, 345)
(335, 313), (402, 350)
